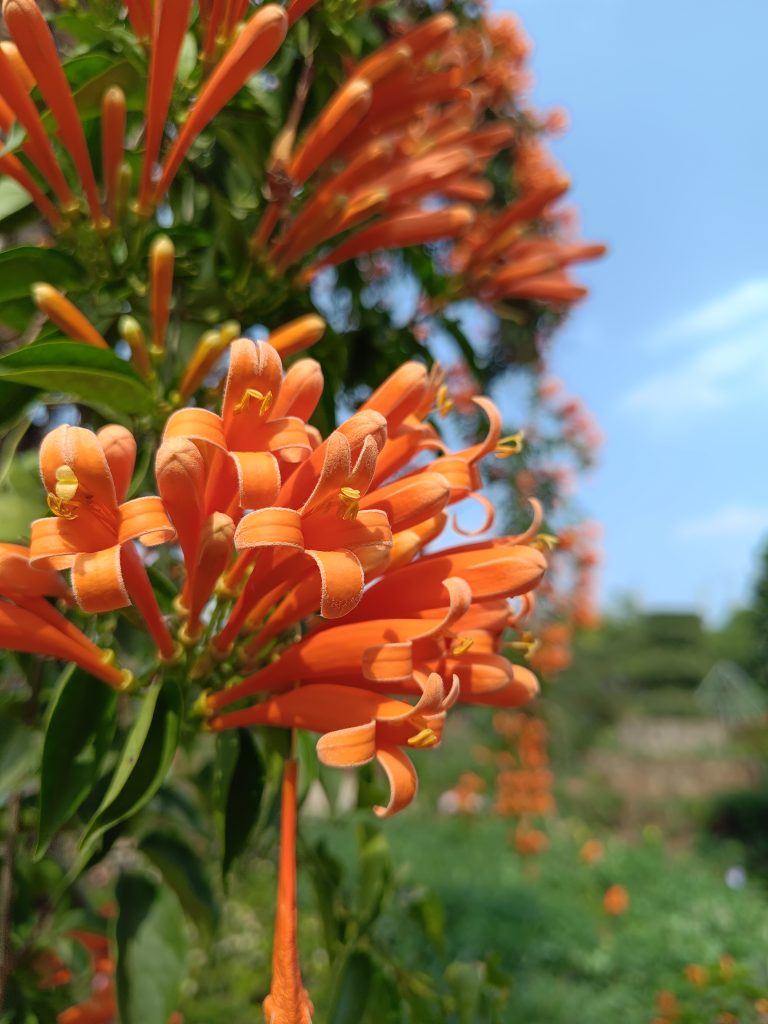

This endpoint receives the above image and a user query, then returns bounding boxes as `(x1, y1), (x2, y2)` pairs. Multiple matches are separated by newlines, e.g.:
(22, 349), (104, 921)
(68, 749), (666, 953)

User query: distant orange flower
(683, 964), (709, 987)
(579, 838), (604, 865)
(603, 884), (629, 916)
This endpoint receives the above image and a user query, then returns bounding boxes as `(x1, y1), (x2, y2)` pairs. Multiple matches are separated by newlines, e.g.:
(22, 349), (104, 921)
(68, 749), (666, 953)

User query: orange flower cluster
(492, 711), (555, 820)
(0, 0), (294, 226)
(254, 11), (604, 303)
(16, 330), (550, 1019)
(34, 930), (182, 1024)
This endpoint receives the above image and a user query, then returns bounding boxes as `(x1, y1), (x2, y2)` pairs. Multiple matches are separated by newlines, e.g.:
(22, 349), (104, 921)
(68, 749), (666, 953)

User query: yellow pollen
(338, 486), (361, 521)
(451, 636), (474, 656)
(47, 464), (81, 517)
(494, 431), (525, 458)
(234, 388), (273, 415)
(407, 727), (439, 749)
(436, 384), (454, 417)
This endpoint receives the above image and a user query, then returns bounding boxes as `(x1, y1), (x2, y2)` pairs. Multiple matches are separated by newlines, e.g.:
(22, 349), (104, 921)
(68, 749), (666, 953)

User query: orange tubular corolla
(137, 0), (193, 214)
(100, 86), (126, 221)
(32, 285), (109, 349)
(210, 674), (457, 817)
(288, 78), (373, 186)
(154, 5), (288, 204)
(262, 759), (314, 1024)
(3, 0), (102, 222)
(149, 235), (175, 353)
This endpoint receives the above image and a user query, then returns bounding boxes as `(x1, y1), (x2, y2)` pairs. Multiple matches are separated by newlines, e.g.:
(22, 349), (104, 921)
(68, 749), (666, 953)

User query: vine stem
(0, 792), (21, 1011)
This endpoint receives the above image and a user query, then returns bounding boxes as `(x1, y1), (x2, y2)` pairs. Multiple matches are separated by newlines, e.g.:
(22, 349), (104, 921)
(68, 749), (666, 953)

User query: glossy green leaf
(82, 682), (181, 845)
(213, 729), (265, 876)
(0, 717), (40, 801)
(0, 342), (154, 415)
(36, 666), (118, 857)
(115, 872), (188, 1024)
(139, 831), (219, 940)
(327, 950), (374, 1024)
(0, 247), (84, 302)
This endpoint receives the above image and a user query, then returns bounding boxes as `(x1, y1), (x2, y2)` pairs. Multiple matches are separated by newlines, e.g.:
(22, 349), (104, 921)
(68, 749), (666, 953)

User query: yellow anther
(54, 464), (79, 500)
(407, 727), (439, 749)
(436, 383), (454, 417)
(531, 533), (559, 552)
(507, 631), (541, 660)
(338, 486), (361, 521)
(100, 649), (116, 666)
(451, 636), (474, 656)
(47, 493), (79, 519)
(234, 388), (273, 415)
(494, 431), (525, 458)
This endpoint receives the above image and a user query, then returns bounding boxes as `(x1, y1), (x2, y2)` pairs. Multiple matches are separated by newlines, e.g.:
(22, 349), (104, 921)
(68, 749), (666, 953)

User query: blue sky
(496, 0), (768, 620)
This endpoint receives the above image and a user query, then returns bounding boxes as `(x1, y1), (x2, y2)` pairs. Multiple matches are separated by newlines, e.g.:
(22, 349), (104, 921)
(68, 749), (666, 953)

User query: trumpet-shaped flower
(29, 424), (176, 658)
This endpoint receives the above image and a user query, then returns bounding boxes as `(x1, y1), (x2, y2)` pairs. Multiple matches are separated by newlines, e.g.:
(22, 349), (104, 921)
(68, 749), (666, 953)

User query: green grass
(182, 807), (768, 1024)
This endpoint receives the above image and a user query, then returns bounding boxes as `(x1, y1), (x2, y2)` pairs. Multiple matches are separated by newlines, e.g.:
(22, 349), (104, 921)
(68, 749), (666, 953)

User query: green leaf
(328, 950), (374, 1024)
(0, 247), (84, 302)
(0, 717), (40, 800)
(36, 666), (118, 858)
(82, 682), (181, 846)
(0, 178), (31, 220)
(115, 872), (188, 1024)
(0, 342), (154, 415)
(0, 449), (42, 544)
(139, 831), (219, 940)
(213, 729), (265, 876)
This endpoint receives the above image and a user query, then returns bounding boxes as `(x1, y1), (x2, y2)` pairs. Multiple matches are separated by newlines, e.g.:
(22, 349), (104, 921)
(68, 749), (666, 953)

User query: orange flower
(513, 825), (549, 856)
(603, 884), (629, 916)
(164, 338), (314, 522)
(29, 424), (177, 659)
(0, 544), (130, 689)
(683, 964), (709, 987)
(3, 0), (103, 221)
(579, 838), (604, 865)
(210, 674), (457, 816)
(154, 6), (288, 205)
(32, 285), (109, 350)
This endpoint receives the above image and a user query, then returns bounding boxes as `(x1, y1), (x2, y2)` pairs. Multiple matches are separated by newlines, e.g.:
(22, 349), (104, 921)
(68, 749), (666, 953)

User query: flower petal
(229, 451), (281, 509)
(235, 507), (304, 549)
(306, 548), (364, 618)
(163, 407), (227, 450)
(97, 425), (136, 503)
(316, 720), (377, 767)
(71, 545), (130, 612)
(374, 746), (418, 817)
(118, 496), (175, 546)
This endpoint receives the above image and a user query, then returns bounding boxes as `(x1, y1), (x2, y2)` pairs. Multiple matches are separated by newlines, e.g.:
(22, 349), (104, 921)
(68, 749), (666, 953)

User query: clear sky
(496, 0), (768, 620)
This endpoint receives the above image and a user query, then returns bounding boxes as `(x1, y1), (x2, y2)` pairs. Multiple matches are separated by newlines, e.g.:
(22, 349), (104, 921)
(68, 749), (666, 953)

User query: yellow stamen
(234, 388), (273, 415)
(531, 533), (559, 552)
(494, 431), (525, 458)
(407, 727), (439, 749)
(451, 636), (474, 656)
(507, 631), (540, 660)
(436, 383), (454, 417)
(47, 466), (80, 518)
(338, 486), (361, 521)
